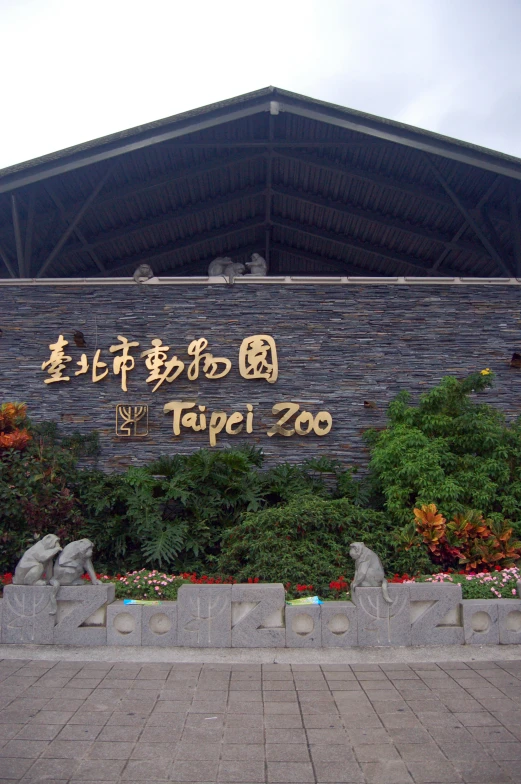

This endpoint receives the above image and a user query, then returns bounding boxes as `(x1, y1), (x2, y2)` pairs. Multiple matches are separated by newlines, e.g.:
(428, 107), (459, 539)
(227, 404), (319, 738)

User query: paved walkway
(1, 657), (521, 784)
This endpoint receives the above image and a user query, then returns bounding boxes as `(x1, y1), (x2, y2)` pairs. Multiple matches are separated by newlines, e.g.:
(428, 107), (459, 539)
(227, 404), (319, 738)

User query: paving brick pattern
(1, 658), (521, 782)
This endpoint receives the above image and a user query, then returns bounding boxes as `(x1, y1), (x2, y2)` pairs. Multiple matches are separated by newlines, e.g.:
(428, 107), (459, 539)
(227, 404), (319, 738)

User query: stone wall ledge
(2, 582), (521, 647)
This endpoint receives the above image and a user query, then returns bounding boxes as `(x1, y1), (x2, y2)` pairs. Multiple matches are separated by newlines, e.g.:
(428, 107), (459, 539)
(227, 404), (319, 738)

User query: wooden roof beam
(61, 185), (265, 258)
(272, 215), (459, 276)
(270, 242), (374, 276)
(36, 166), (114, 278)
(431, 177), (501, 271)
(276, 149), (510, 224)
(84, 217), (263, 277)
(273, 184), (487, 257)
(423, 154), (515, 277)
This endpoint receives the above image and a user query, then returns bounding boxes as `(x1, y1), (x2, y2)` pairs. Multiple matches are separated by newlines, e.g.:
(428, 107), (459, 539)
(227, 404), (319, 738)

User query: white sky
(1, 0), (520, 170)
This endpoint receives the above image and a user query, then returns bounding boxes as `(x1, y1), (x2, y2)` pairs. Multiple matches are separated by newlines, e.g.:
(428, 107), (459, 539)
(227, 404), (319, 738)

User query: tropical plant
(366, 372), (521, 530)
(398, 503), (521, 572)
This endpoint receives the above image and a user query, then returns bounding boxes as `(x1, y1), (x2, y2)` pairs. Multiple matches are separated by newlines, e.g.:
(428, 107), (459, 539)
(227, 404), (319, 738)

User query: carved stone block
(107, 602), (142, 646)
(142, 602), (178, 647)
(1, 585), (56, 644)
(177, 584), (232, 647)
(463, 600), (499, 644)
(54, 584), (115, 645)
(354, 585), (410, 647)
(320, 601), (358, 648)
(409, 583), (464, 645)
(497, 599), (521, 644)
(285, 604), (321, 648)
(231, 583), (285, 647)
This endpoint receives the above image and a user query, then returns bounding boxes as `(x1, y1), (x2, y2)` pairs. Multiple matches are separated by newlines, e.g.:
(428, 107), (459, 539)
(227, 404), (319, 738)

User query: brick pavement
(1, 658), (521, 783)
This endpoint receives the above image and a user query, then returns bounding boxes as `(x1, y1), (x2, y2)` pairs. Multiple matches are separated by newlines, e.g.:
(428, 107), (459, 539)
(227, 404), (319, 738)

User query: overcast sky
(1, 0), (520, 170)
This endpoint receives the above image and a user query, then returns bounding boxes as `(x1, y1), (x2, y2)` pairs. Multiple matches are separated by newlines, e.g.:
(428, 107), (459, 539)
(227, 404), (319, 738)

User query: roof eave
(2, 85), (521, 195)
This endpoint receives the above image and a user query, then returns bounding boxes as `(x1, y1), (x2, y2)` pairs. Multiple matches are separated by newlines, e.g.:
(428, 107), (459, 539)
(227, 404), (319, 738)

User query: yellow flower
(480, 368), (491, 375)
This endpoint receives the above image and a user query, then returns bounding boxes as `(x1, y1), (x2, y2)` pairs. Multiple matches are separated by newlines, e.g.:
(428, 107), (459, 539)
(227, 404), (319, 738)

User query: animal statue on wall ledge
(207, 257), (245, 284)
(12, 534), (62, 586)
(349, 542), (392, 603)
(53, 539), (100, 585)
(133, 264), (155, 283)
(245, 253), (268, 276)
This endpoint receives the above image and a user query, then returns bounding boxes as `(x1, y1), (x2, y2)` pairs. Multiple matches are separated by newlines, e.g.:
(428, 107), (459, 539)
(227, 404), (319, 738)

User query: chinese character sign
(41, 331), (333, 446)
(41, 334), (279, 390)
(239, 335), (278, 383)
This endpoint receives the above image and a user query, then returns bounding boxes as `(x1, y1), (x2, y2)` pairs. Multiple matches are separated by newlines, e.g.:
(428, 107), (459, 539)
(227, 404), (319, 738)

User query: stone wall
(1, 282), (521, 470)
(2, 583), (520, 647)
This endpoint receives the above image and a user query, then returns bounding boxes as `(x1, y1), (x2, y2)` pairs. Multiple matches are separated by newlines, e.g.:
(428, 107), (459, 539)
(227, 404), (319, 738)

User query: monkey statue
(349, 542), (392, 604)
(12, 534), (62, 586)
(133, 264), (154, 283)
(207, 257), (245, 284)
(245, 253), (268, 276)
(53, 539), (100, 585)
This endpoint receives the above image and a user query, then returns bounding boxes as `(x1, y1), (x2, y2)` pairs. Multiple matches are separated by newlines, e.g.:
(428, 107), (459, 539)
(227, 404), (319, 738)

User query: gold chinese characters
(41, 334), (278, 391)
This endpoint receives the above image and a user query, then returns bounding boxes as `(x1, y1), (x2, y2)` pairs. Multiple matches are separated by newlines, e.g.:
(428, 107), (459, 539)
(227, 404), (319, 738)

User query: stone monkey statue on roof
(208, 257), (245, 283)
(245, 253), (268, 276)
(349, 542), (392, 603)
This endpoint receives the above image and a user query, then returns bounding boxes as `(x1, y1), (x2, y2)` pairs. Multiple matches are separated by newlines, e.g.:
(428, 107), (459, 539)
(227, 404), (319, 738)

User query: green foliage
(216, 496), (430, 596)
(366, 372), (521, 531)
(0, 422), (86, 571)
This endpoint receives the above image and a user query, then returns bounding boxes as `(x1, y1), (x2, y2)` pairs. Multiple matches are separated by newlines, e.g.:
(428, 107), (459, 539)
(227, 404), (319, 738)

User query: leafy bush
(366, 372), (521, 531)
(0, 407), (89, 571)
(396, 503), (521, 573)
(216, 496), (431, 596)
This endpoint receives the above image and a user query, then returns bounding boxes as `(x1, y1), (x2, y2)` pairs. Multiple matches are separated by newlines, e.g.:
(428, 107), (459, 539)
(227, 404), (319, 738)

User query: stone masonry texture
(1, 658), (521, 783)
(1, 283), (521, 470)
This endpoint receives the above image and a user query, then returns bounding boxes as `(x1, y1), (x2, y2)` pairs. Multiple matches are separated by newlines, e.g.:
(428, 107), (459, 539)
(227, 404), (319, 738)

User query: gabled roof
(1, 86), (520, 280)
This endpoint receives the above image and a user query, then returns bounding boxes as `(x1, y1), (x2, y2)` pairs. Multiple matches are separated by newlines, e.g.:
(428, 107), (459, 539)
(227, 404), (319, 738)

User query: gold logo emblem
(115, 404), (149, 437)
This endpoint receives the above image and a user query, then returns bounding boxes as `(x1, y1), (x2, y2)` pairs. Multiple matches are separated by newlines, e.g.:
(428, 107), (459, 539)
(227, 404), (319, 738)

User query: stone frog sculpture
(207, 257), (245, 283)
(245, 253), (268, 276)
(12, 534), (62, 586)
(349, 542), (392, 603)
(53, 539), (100, 585)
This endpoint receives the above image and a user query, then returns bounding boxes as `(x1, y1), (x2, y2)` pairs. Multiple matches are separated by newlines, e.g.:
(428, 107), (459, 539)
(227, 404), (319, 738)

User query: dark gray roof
(1, 86), (520, 280)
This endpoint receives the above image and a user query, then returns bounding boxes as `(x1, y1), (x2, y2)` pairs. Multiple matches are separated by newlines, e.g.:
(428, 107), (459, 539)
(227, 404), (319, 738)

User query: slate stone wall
(1, 283), (520, 471)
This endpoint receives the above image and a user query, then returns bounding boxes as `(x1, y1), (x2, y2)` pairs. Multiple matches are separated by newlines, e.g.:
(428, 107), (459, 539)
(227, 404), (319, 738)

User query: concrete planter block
(495, 600), (521, 644)
(177, 584), (232, 647)
(285, 604), (321, 647)
(354, 585), (410, 647)
(231, 583), (285, 647)
(409, 583), (464, 645)
(54, 584), (115, 645)
(1, 585), (56, 644)
(320, 601), (358, 648)
(463, 600), (499, 644)
(107, 602), (142, 646)
(142, 602), (178, 647)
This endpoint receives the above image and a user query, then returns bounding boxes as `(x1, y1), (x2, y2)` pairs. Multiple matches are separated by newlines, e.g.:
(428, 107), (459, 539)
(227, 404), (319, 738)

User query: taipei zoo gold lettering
(40, 332), (333, 443)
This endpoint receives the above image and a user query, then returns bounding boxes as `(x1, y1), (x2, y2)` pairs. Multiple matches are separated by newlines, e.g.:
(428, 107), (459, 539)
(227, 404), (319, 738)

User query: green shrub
(216, 496), (430, 595)
(367, 372), (521, 532)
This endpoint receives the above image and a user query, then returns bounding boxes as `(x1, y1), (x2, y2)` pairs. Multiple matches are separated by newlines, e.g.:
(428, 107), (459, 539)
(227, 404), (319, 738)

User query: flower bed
(3, 567), (519, 602)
